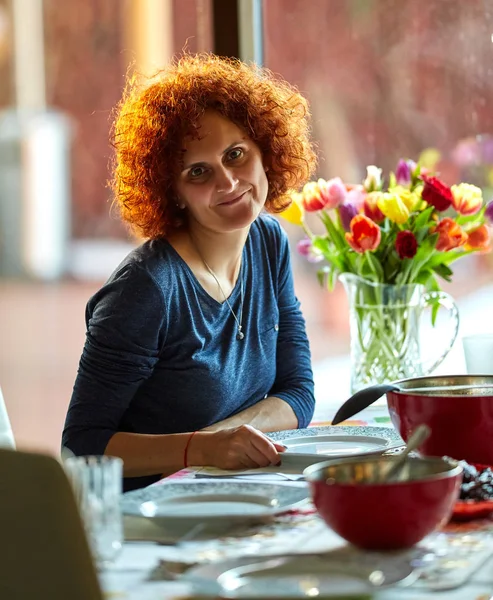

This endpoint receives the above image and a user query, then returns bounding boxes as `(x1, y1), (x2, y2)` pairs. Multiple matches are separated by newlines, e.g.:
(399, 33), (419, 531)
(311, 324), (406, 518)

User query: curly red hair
(110, 53), (317, 239)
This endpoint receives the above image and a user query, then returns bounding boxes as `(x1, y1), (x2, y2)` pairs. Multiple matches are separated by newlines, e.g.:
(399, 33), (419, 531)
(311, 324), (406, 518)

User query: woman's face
(174, 110), (269, 235)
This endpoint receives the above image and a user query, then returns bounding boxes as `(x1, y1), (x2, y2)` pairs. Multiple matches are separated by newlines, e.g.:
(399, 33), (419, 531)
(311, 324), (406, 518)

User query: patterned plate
(122, 480), (309, 531)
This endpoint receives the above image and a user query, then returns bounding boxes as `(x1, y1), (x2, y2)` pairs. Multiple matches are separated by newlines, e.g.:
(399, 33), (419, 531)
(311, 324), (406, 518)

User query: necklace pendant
(236, 329), (245, 341)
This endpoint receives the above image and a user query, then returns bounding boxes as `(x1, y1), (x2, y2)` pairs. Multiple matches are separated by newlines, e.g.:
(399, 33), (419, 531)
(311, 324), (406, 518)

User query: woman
(62, 54), (317, 491)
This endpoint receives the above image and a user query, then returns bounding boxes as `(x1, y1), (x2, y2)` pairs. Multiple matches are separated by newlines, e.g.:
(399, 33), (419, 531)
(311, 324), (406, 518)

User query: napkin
(192, 465), (305, 482)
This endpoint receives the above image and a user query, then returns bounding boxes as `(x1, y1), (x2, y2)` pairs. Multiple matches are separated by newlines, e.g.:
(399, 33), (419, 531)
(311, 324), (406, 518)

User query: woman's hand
(193, 424), (286, 469)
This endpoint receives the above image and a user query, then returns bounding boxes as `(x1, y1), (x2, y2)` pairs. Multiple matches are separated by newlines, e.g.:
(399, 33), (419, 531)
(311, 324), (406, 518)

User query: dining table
(100, 418), (493, 600)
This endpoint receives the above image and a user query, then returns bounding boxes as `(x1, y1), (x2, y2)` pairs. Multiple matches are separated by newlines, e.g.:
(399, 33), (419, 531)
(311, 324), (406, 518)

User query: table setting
(58, 349), (493, 599)
(83, 404), (493, 600)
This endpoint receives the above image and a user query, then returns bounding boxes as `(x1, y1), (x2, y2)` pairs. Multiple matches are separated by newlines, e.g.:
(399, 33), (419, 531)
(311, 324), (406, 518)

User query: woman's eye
(189, 166), (206, 179)
(227, 148), (244, 161)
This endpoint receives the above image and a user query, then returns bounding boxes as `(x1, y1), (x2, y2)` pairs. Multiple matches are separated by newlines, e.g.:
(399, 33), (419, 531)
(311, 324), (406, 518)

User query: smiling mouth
(217, 191), (248, 206)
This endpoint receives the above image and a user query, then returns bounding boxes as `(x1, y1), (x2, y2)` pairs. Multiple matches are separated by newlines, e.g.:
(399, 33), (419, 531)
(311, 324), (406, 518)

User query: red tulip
(421, 175), (453, 212)
(345, 215), (381, 253)
(395, 230), (418, 259)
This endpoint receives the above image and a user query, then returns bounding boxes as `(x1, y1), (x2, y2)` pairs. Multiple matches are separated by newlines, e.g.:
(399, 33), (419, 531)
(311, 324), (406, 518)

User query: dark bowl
(304, 455), (462, 551)
(387, 375), (493, 464)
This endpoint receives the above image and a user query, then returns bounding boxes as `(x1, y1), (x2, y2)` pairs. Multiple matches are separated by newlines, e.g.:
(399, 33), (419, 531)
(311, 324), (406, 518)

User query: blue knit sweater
(62, 215), (315, 490)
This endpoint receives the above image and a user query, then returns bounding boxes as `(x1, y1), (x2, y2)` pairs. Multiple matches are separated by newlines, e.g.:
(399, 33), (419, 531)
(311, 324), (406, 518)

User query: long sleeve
(62, 264), (168, 456)
(268, 226), (315, 428)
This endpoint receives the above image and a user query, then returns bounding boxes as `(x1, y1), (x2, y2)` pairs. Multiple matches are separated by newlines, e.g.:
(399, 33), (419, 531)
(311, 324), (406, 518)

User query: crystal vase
(340, 273), (460, 394)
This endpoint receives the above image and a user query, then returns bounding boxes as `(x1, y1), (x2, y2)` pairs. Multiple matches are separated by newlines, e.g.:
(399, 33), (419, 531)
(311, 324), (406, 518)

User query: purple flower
(338, 202), (358, 231)
(485, 200), (493, 224)
(395, 159), (416, 186)
(296, 238), (323, 263)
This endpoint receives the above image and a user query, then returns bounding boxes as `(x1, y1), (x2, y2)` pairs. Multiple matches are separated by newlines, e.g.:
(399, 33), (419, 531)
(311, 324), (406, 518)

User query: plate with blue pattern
(122, 480), (309, 532)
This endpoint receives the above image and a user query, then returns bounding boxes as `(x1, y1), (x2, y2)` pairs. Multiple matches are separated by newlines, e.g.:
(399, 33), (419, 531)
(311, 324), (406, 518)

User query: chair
(0, 447), (104, 600)
(0, 386), (15, 449)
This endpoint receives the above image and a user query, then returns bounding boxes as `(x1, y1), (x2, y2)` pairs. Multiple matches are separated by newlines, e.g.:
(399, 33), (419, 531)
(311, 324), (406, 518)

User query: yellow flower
(279, 192), (305, 226)
(377, 192), (410, 224)
(390, 185), (420, 211)
(451, 183), (483, 215)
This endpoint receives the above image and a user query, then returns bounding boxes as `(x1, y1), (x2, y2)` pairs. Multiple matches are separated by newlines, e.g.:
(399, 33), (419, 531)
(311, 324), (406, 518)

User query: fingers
(249, 429), (282, 466)
(273, 442), (287, 453)
(212, 425), (286, 470)
(243, 444), (274, 468)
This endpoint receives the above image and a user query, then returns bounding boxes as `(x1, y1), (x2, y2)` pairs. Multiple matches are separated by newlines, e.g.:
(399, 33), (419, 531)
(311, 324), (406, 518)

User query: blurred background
(1, 0), (492, 454)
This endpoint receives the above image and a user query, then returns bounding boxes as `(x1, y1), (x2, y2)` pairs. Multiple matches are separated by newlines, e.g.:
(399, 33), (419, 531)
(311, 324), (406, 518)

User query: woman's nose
(215, 167), (238, 193)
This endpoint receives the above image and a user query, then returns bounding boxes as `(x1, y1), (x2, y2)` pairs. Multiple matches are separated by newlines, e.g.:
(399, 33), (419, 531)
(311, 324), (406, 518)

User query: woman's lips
(217, 190), (248, 206)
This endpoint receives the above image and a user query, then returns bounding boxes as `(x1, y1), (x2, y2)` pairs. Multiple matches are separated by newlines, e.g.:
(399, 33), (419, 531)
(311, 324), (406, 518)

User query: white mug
(462, 334), (493, 374)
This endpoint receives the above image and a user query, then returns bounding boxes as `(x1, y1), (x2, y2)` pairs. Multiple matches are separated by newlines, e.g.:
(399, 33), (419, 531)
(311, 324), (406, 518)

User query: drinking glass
(64, 455), (123, 566)
(462, 334), (493, 374)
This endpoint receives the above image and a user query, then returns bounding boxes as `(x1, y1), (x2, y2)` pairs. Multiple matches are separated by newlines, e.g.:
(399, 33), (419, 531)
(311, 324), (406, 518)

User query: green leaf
(456, 206), (485, 225)
(415, 269), (433, 285)
(319, 211), (346, 251)
(407, 234), (439, 282)
(312, 236), (346, 273)
(412, 206), (434, 231)
(432, 263), (453, 282)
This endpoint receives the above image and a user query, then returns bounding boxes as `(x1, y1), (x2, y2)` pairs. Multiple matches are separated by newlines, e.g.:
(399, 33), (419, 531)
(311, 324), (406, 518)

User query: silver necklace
(195, 248), (245, 341)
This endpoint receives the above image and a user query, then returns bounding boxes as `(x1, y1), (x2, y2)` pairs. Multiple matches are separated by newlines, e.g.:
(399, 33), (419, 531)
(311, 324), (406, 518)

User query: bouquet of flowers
(280, 160), (493, 391)
(280, 159), (492, 292)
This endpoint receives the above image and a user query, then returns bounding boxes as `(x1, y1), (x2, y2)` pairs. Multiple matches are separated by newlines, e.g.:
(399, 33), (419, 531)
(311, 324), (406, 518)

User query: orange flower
(345, 215), (381, 253)
(434, 218), (467, 252)
(466, 225), (490, 250)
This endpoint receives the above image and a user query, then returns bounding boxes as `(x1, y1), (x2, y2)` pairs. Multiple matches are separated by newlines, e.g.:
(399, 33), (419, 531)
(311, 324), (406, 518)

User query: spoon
(381, 424), (431, 482)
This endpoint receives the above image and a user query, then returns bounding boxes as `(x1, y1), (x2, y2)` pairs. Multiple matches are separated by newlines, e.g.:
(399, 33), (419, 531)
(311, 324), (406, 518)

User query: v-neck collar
(163, 238), (248, 308)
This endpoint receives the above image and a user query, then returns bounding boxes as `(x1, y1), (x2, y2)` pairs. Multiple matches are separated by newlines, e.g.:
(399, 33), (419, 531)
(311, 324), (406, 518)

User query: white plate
(280, 434), (391, 459)
(122, 481), (309, 533)
(183, 552), (417, 598)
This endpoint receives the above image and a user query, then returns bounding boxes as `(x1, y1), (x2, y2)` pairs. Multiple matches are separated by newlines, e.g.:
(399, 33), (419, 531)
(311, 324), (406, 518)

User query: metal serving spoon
(332, 383), (399, 425)
(381, 424), (431, 483)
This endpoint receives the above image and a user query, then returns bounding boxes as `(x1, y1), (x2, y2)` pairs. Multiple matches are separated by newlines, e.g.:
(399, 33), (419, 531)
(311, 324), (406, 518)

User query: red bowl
(304, 455), (462, 551)
(386, 375), (493, 464)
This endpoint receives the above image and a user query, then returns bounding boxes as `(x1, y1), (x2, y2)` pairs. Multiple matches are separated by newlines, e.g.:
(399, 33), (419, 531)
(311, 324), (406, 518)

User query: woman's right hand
(193, 424), (286, 470)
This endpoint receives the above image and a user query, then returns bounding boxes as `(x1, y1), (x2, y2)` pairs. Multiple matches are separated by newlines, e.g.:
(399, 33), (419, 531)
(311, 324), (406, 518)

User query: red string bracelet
(184, 431), (198, 468)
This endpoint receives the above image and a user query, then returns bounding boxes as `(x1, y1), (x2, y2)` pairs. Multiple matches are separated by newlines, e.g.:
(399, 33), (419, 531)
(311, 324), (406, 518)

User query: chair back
(0, 448), (104, 600)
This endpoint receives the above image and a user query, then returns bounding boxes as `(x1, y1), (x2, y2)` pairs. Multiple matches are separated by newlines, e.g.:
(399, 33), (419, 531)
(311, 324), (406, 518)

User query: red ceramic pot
(304, 456), (462, 551)
(386, 375), (493, 464)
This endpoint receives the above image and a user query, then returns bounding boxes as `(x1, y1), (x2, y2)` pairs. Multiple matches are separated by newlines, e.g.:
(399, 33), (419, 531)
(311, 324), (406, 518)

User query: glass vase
(340, 273), (460, 394)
